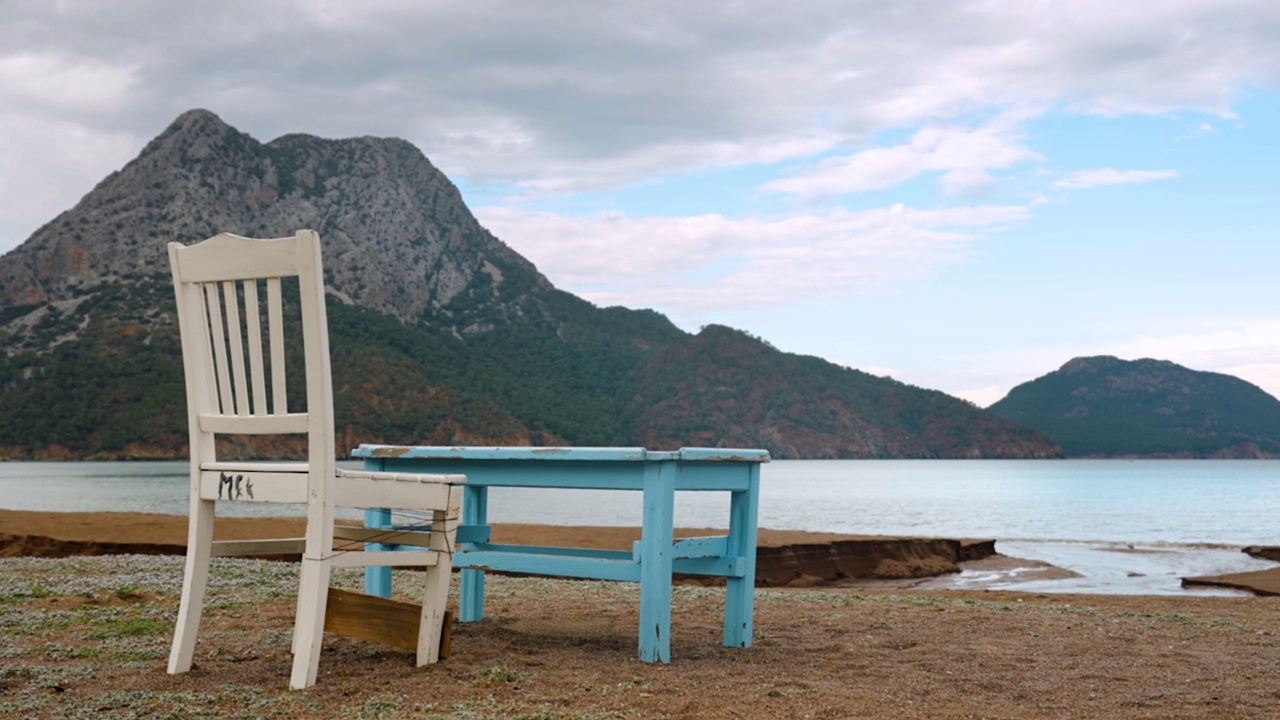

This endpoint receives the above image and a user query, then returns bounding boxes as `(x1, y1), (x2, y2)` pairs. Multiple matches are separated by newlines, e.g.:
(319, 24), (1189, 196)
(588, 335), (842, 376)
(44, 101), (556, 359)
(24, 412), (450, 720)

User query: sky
(2, 0), (1279, 406)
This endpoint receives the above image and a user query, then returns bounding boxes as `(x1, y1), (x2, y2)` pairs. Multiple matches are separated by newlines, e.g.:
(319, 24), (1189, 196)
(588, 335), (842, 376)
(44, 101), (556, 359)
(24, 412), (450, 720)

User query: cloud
(475, 201), (1031, 318)
(0, 111), (139, 251)
(0, 52), (138, 114)
(1, 0), (1278, 252)
(1052, 168), (1180, 190)
(762, 113), (1041, 197)
(1, 0), (1276, 423)
(952, 386), (1010, 408)
(940, 169), (1000, 197)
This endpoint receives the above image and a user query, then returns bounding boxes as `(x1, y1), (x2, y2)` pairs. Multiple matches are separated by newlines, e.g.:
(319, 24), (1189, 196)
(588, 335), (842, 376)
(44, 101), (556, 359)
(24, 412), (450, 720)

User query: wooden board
(323, 587), (452, 657)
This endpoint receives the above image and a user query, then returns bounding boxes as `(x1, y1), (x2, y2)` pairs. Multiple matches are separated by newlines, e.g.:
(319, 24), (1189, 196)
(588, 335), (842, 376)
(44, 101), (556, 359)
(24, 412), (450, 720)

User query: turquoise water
(3, 459), (1278, 593)
(5, 459), (1276, 544)
(752, 459), (1280, 547)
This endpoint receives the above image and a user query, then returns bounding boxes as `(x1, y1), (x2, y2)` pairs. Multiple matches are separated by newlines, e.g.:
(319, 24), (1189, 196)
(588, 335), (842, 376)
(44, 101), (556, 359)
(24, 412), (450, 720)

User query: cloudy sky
(3, 0), (1279, 405)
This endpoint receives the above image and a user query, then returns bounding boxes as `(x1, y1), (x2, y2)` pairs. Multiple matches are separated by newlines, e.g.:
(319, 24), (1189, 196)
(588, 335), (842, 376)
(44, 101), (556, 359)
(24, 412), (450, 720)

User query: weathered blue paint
(454, 525), (491, 544)
(723, 461), (761, 649)
(638, 460), (675, 662)
(459, 482), (487, 623)
(471, 543), (635, 561)
(668, 535), (730, 559)
(362, 507), (393, 596)
(355, 444), (769, 663)
(462, 549), (643, 582)
(354, 445), (767, 464)
(361, 456), (395, 597)
(673, 555), (743, 577)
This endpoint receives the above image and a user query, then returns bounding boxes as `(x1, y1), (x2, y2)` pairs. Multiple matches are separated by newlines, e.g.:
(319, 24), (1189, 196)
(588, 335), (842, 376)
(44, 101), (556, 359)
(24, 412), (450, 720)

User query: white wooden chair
(165, 230), (465, 689)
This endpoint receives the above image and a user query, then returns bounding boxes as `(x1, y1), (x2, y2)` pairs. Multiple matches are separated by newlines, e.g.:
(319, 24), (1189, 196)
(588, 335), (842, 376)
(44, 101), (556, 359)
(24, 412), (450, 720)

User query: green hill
(988, 356), (1280, 457)
(628, 326), (1061, 458)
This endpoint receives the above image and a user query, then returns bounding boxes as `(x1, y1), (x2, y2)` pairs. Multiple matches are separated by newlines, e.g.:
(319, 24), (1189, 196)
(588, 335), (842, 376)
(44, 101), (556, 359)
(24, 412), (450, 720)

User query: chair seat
(334, 469), (465, 509)
(203, 461), (311, 473)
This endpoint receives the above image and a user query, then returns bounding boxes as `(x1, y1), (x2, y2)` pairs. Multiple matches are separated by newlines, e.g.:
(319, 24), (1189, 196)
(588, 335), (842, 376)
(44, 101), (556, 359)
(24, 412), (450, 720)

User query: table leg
(723, 463), (761, 647)
(363, 452), (392, 598)
(363, 508), (394, 597)
(638, 460), (675, 663)
(458, 484), (488, 623)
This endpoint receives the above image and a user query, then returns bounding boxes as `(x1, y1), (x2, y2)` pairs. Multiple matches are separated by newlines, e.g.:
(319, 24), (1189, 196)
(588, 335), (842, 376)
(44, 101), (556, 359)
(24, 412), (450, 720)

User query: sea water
(2, 459), (1278, 594)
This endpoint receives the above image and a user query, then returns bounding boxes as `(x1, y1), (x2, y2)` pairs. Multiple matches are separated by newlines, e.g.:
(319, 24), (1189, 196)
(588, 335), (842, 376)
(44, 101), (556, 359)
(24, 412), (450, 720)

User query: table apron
(372, 457), (753, 491)
(451, 543), (747, 580)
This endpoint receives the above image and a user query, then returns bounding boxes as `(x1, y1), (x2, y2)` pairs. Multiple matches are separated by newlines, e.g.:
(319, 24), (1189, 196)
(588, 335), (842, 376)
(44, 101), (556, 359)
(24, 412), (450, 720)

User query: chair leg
(290, 492), (339, 690)
(416, 555), (452, 665)
(416, 500), (460, 665)
(168, 498), (215, 674)
(290, 558), (314, 656)
(289, 553), (333, 689)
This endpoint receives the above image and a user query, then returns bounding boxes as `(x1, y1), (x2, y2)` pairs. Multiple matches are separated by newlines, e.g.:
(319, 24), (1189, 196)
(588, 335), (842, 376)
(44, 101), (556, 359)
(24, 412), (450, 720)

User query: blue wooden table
(350, 445), (769, 663)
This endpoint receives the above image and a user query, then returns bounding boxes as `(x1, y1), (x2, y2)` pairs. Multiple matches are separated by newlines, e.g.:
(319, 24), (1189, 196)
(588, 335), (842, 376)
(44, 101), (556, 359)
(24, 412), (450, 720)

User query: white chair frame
(166, 230), (465, 689)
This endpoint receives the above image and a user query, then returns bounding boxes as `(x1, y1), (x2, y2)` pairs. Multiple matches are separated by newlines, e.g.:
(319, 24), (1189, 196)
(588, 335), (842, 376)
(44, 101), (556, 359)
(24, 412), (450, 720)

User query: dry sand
(4, 510), (1280, 718)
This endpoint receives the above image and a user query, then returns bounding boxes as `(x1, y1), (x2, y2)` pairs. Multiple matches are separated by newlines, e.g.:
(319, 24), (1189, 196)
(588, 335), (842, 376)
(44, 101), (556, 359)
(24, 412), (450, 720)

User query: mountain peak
(1059, 355), (1183, 376)
(0, 109), (550, 325)
(152, 106), (238, 139)
(1058, 355), (1120, 374)
(166, 108), (230, 133)
(138, 108), (245, 159)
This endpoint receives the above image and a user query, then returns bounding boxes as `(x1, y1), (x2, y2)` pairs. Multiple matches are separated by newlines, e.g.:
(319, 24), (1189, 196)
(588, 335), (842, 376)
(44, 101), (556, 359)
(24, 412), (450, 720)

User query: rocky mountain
(1, 108), (549, 329)
(988, 356), (1280, 458)
(0, 109), (1060, 460)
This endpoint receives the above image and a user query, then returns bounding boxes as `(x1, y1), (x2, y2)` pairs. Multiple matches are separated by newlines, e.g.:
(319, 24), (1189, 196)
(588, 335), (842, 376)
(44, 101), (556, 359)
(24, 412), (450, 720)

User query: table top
(352, 445), (769, 491)
(352, 445), (769, 463)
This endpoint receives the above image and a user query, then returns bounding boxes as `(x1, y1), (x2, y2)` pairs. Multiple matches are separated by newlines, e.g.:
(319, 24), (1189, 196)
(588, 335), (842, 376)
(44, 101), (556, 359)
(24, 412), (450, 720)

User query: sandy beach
(3, 509), (1277, 594)
(4, 510), (1280, 718)
(0, 509), (1055, 590)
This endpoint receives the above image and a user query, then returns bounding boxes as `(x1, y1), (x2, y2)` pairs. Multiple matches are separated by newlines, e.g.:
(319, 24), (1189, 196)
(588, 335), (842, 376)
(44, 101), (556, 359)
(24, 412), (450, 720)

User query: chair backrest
(167, 230), (335, 479)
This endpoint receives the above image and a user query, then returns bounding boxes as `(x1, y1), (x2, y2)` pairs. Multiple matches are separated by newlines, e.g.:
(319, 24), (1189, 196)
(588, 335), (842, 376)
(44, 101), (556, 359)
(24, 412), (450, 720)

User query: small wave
(995, 537), (1249, 551)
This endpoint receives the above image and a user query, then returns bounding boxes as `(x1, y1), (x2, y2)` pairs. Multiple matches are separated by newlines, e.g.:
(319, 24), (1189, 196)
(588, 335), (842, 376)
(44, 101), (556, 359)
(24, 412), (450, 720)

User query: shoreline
(0, 509), (991, 588)
(3, 508), (1279, 595)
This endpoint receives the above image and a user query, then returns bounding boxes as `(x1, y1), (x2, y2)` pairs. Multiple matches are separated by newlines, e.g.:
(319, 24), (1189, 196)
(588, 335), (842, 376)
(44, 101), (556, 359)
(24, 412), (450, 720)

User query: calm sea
(2, 459), (1278, 594)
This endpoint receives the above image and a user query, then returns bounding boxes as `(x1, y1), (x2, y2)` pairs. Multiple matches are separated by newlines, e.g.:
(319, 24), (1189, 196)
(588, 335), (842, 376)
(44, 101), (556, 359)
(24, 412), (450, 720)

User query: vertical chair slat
(267, 277), (287, 414)
(243, 280), (268, 416)
(203, 282), (234, 414)
(189, 282), (219, 417)
(223, 280), (250, 416)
